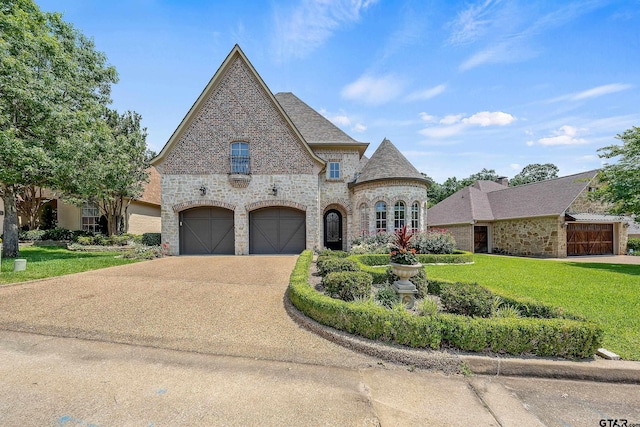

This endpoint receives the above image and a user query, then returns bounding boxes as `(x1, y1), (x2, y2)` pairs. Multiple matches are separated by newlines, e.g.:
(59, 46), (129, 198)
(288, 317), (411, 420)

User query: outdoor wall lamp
(271, 184), (278, 196)
(199, 185), (207, 196)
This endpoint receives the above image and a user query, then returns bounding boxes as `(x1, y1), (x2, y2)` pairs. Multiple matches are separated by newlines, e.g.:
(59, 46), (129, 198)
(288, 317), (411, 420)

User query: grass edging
(289, 250), (603, 359)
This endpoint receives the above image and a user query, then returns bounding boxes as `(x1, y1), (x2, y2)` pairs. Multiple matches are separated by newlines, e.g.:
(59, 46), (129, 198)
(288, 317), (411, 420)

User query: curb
(285, 291), (640, 384)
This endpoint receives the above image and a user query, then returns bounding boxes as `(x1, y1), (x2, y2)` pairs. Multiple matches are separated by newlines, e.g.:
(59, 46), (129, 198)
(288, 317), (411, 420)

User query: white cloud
(526, 140), (534, 146)
(537, 125), (588, 146)
(420, 123), (467, 138)
(420, 111), (516, 139)
(352, 123), (367, 132)
(440, 114), (463, 125)
(405, 84), (447, 101)
(510, 163), (521, 170)
(462, 111), (515, 126)
(273, 0), (378, 60)
(549, 83), (633, 102)
(447, 0), (502, 46)
(419, 112), (436, 122)
(341, 74), (404, 105)
(331, 115), (351, 126)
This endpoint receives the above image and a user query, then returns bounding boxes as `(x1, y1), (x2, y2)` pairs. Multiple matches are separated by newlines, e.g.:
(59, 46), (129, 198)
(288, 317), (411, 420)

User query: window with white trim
(328, 161), (340, 179)
(231, 142), (250, 174)
(375, 201), (386, 232)
(411, 202), (420, 233)
(81, 202), (100, 233)
(394, 201), (406, 230)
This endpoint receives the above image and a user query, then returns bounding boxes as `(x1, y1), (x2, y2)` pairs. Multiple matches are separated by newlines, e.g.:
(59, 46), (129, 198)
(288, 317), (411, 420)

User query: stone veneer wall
(492, 216), (566, 257)
(351, 180), (428, 244)
(315, 149), (360, 251)
(567, 185), (609, 214)
(161, 174), (320, 255)
(430, 224), (473, 252)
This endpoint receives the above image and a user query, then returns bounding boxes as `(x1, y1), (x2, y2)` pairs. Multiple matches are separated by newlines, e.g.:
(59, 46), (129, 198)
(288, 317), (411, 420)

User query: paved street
(0, 256), (638, 426)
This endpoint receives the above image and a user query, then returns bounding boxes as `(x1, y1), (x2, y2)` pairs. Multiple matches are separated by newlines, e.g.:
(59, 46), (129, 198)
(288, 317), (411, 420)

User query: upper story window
(328, 161), (340, 180)
(231, 142), (250, 174)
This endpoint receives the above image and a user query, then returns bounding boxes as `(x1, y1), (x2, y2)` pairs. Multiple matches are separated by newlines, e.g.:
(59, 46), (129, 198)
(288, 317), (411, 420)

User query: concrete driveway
(0, 256), (639, 426)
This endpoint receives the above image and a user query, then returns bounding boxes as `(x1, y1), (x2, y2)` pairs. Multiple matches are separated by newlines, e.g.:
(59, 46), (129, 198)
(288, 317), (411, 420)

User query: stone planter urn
(390, 262), (422, 308)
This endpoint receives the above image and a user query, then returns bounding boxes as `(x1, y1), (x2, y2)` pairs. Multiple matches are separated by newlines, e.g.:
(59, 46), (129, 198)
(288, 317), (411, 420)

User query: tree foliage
(428, 168), (499, 206)
(509, 163), (559, 187)
(592, 126), (640, 217)
(0, 0), (117, 256)
(60, 109), (151, 236)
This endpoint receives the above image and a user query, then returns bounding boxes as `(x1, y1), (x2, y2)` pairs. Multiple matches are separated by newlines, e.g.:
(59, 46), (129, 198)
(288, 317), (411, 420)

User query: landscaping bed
(290, 250), (603, 359)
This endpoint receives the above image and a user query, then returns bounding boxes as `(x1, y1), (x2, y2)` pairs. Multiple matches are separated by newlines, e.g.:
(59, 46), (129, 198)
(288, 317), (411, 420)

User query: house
(427, 170), (628, 257)
(0, 167), (161, 236)
(151, 45), (428, 255)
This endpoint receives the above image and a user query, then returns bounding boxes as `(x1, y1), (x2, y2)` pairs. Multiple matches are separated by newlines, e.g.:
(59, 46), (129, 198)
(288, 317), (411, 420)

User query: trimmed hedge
(628, 237), (640, 253)
(289, 251), (603, 358)
(318, 249), (350, 258)
(316, 256), (359, 276)
(349, 251), (473, 267)
(322, 271), (373, 301)
(141, 233), (161, 246)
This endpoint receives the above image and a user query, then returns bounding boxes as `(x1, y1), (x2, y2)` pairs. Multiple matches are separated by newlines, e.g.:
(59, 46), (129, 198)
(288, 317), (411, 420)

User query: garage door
(180, 207), (234, 255)
(249, 207), (305, 254)
(567, 223), (613, 256)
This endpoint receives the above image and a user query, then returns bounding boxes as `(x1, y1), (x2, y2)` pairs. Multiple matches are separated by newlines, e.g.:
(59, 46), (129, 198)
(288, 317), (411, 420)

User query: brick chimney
(496, 176), (509, 186)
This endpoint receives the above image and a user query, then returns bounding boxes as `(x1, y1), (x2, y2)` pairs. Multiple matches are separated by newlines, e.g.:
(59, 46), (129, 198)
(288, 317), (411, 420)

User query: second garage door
(566, 223), (614, 256)
(249, 207), (306, 254)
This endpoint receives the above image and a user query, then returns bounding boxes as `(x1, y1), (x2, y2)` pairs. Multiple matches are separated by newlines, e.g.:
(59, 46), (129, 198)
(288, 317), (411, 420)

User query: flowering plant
(390, 225), (418, 265)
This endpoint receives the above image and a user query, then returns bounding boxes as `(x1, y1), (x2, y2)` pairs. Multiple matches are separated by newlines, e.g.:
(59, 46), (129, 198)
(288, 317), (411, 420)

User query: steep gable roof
(350, 138), (428, 187)
(152, 45), (324, 167)
(275, 92), (368, 156)
(428, 169), (599, 225)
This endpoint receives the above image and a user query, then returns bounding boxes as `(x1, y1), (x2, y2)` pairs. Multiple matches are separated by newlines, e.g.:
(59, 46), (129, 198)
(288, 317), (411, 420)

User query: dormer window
(231, 142), (250, 174)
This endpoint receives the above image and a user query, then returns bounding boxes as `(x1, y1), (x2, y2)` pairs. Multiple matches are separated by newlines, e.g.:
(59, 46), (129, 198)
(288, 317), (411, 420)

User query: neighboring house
(152, 45), (428, 255)
(625, 218), (640, 239)
(0, 167), (161, 236)
(428, 170), (628, 257)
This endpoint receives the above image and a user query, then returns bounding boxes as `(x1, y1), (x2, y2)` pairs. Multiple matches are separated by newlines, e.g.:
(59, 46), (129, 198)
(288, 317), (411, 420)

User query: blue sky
(36, 0), (640, 182)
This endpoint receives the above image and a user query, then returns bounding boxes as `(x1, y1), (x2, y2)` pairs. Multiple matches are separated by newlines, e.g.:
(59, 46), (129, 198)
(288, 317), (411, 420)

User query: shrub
(121, 245), (163, 260)
(375, 284), (399, 308)
(417, 297), (439, 317)
(76, 236), (94, 246)
(628, 237), (640, 254)
(316, 256), (359, 276)
(42, 227), (74, 241)
(318, 249), (349, 258)
(19, 229), (46, 241)
(289, 251), (603, 358)
(322, 271), (373, 301)
(385, 266), (428, 298)
(493, 305), (522, 318)
(412, 229), (456, 254)
(350, 232), (395, 254)
(109, 234), (131, 246)
(141, 233), (161, 246)
(439, 281), (494, 318)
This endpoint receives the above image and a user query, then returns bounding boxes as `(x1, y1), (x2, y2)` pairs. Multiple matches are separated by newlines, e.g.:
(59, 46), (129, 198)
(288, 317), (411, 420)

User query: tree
(16, 185), (52, 230)
(592, 127), (640, 217)
(428, 168), (499, 206)
(61, 109), (150, 236)
(0, 0), (117, 256)
(509, 163), (559, 187)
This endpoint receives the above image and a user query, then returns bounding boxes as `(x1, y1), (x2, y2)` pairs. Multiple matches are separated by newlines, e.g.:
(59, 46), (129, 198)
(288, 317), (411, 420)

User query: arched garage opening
(179, 207), (235, 255)
(249, 207), (305, 254)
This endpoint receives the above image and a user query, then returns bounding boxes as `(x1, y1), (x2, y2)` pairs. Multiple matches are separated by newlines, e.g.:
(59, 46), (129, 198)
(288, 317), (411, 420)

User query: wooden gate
(566, 223), (613, 256)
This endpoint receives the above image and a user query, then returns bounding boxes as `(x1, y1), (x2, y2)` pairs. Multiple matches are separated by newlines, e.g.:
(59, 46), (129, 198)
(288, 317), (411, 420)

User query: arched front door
(324, 210), (342, 251)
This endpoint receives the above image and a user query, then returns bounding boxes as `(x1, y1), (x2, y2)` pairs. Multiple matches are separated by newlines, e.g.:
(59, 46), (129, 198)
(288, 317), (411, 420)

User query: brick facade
(155, 47), (428, 255)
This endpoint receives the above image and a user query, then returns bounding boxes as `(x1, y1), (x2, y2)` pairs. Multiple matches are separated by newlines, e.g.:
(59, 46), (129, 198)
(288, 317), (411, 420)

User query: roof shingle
(350, 138), (427, 186)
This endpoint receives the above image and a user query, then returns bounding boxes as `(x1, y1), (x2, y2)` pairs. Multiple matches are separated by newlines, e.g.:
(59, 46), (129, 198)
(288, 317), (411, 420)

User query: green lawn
(428, 255), (640, 360)
(0, 246), (139, 285)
